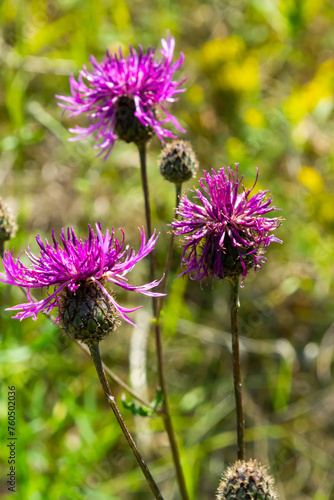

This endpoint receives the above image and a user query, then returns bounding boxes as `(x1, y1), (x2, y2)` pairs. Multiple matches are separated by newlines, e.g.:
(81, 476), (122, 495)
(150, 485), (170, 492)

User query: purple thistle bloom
(56, 32), (186, 158)
(0, 224), (163, 327)
(172, 165), (282, 284)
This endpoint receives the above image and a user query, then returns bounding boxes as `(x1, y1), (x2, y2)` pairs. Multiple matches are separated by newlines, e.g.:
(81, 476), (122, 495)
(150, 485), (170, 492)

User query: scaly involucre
(0, 224), (162, 326)
(56, 33), (186, 158)
(172, 165), (282, 284)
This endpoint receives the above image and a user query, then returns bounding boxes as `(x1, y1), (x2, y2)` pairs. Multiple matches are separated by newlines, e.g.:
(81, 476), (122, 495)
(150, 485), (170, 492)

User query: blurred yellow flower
(219, 57), (259, 92)
(298, 166), (323, 193)
(225, 137), (248, 161)
(284, 60), (334, 122)
(201, 36), (245, 66)
(319, 194), (334, 222)
(187, 85), (204, 105)
(243, 108), (266, 127)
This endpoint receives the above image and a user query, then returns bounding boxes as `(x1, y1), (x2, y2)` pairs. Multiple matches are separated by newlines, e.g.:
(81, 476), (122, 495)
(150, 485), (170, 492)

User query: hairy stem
(229, 276), (245, 460)
(137, 145), (190, 500)
(89, 343), (164, 500)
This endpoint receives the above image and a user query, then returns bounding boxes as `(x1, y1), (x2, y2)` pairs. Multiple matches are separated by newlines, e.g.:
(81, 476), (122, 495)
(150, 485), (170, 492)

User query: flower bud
(217, 459), (278, 500)
(159, 140), (198, 184)
(115, 96), (155, 145)
(59, 280), (119, 346)
(0, 198), (17, 254)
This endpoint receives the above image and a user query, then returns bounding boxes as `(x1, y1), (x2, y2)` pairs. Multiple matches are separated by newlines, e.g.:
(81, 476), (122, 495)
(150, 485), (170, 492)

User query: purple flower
(0, 224), (162, 327)
(172, 165), (282, 284)
(56, 33), (186, 158)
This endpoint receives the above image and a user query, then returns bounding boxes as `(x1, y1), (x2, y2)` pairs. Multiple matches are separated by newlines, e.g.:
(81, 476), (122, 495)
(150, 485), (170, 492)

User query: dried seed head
(115, 96), (155, 145)
(217, 459), (278, 500)
(159, 140), (198, 184)
(59, 280), (120, 346)
(0, 198), (17, 254)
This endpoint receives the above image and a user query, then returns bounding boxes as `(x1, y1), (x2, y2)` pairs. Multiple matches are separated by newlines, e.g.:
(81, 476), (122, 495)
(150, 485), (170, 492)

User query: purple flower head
(0, 224), (163, 327)
(172, 165), (282, 284)
(56, 32), (186, 158)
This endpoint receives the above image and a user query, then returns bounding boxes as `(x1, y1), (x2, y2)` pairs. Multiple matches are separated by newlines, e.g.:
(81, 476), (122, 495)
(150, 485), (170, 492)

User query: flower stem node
(59, 280), (119, 345)
(0, 198), (17, 254)
(159, 140), (198, 184)
(217, 459), (278, 500)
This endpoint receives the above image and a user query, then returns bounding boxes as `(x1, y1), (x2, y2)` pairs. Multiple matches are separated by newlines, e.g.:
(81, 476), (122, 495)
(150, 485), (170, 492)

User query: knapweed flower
(172, 165), (282, 284)
(216, 459), (278, 500)
(56, 33), (186, 158)
(0, 224), (163, 344)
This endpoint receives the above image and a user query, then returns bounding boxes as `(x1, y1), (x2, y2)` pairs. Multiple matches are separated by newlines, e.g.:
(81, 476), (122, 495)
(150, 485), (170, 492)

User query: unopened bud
(0, 198), (17, 254)
(159, 140), (198, 184)
(217, 459), (278, 500)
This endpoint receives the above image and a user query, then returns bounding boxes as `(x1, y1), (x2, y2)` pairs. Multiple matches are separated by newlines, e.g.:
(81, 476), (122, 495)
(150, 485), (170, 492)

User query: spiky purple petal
(172, 165), (282, 284)
(0, 224), (163, 325)
(56, 32), (186, 158)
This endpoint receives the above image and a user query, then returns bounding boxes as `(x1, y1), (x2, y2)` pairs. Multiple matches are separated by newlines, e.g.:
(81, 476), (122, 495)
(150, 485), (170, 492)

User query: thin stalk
(76, 340), (154, 410)
(138, 143), (156, 285)
(159, 183), (182, 301)
(154, 323), (189, 500)
(23, 288), (154, 410)
(137, 145), (190, 500)
(229, 276), (246, 461)
(89, 343), (164, 500)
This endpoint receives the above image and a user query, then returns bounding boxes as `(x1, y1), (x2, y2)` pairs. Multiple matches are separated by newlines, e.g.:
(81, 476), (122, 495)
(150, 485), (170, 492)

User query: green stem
(89, 343), (164, 500)
(24, 287), (154, 410)
(159, 183), (182, 301)
(137, 145), (190, 500)
(138, 143), (156, 285)
(229, 276), (246, 461)
(77, 340), (154, 410)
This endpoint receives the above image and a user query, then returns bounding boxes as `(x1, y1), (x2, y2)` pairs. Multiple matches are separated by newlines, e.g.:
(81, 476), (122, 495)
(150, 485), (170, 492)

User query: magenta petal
(172, 165), (282, 285)
(56, 34), (186, 158)
(0, 224), (161, 327)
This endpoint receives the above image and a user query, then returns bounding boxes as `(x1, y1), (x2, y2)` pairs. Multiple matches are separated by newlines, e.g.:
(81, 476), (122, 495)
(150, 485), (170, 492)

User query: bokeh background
(1, 0), (334, 499)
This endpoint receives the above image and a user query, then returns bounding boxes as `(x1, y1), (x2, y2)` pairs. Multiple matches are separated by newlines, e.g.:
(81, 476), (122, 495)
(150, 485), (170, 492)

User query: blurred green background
(1, 0), (334, 499)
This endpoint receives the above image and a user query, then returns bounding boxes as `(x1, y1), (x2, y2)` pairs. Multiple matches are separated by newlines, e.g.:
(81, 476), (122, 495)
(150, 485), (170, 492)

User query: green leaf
(122, 388), (163, 417)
